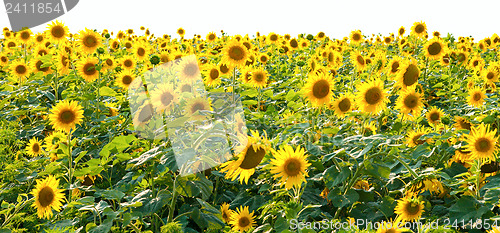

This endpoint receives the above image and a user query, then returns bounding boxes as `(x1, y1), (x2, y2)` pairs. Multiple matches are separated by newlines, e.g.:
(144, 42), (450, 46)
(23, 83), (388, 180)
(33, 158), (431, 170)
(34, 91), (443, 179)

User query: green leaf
(99, 86), (116, 97)
(328, 189), (359, 208)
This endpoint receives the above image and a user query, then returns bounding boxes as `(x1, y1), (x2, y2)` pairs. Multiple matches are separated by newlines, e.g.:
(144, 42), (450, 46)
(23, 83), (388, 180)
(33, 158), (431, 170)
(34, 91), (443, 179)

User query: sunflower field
(2, 20), (500, 233)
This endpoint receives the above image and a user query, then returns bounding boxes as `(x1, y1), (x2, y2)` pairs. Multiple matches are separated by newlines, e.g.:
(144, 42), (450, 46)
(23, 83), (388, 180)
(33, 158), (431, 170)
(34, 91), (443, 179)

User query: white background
(0, 0), (498, 40)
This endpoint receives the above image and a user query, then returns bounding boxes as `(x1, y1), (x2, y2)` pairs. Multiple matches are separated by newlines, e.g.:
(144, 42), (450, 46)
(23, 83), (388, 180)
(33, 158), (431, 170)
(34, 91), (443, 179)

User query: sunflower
(467, 87), (486, 108)
(408, 178), (446, 197)
(18, 29), (32, 43)
(355, 79), (389, 115)
(133, 41), (150, 61)
(30, 175), (65, 219)
(150, 84), (178, 113)
(229, 206), (256, 232)
(267, 32), (280, 44)
(26, 138), (43, 157)
(177, 55), (201, 81)
(222, 40), (249, 67)
(464, 123), (499, 163)
(396, 59), (420, 89)
(206, 32), (217, 42)
(270, 145), (310, 190)
(250, 68), (268, 88)
(398, 26), (406, 37)
(351, 51), (366, 71)
(44, 131), (66, 162)
(375, 218), (408, 233)
(468, 55), (484, 71)
(184, 97), (212, 121)
(411, 21), (427, 38)
(77, 28), (102, 54)
(488, 227), (500, 233)
(258, 53), (270, 64)
(454, 116), (472, 131)
(482, 67), (499, 85)
(303, 72), (334, 107)
(0, 54), (9, 66)
(115, 69), (135, 90)
(330, 93), (354, 118)
(177, 28), (185, 37)
(396, 88), (424, 120)
(394, 195), (424, 222)
(120, 55), (136, 71)
(48, 100), (84, 132)
(56, 52), (71, 75)
(220, 131), (270, 184)
(203, 65), (221, 87)
(426, 107), (444, 126)
(220, 203), (234, 224)
(76, 56), (99, 82)
(9, 59), (30, 79)
(31, 56), (52, 75)
(133, 102), (155, 127)
(406, 127), (432, 147)
(387, 56), (402, 77)
(424, 37), (447, 60)
(101, 54), (116, 71)
(46, 21), (69, 42)
(350, 30), (364, 44)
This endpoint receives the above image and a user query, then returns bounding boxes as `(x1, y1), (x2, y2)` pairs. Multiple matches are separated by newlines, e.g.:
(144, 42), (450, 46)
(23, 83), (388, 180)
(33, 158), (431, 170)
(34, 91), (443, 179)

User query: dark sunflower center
(352, 33), (361, 41)
(36, 60), (48, 72)
(209, 34), (216, 40)
(428, 42), (442, 55)
(365, 87), (381, 105)
(284, 159), (301, 176)
(473, 93), (482, 101)
(290, 39), (298, 48)
(106, 59), (113, 66)
(210, 69), (219, 80)
(138, 104), (153, 123)
(476, 138), (491, 152)
(38, 187), (55, 207)
(312, 80), (330, 99)
(161, 92), (173, 106)
(404, 94), (419, 109)
(184, 63), (198, 77)
(122, 75), (132, 85)
(403, 64), (419, 86)
(220, 64), (229, 74)
(191, 103), (205, 113)
(260, 56), (268, 63)
(430, 112), (440, 121)
(487, 72), (495, 80)
(83, 63), (96, 76)
(415, 24), (425, 34)
(459, 120), (471, 130)
(222, 211), (228, 220)
(473, 61), (479, 67)
(399, 28), (405, 35)
(137, 48), (145, 56)
(412, 134), (425, 145)
(391, 61), (400, 73)
(15, 65), (27, 74)
(124, 60), (133, 67)
(407, 202), (422, 217)
(239, 145), (266, 169)
(83, 35), (97, 48)
(328, 52), (334, 62)
(228, 46), (245, 61)
(253, 73), (264, 83)
(21, 31), (30, 40)
(59, 110), (76, 124)
(385, 37), (391, 43)
(338, 98), (351, 112)
(270, 35), (278, 41)
(7, 42), (15, 48)
(52, 26), (65, 38)
(239, 217), (250, 227)
(356, 55), (365, 65)
(32, 143), (40, 153)
(61, 56), (68, 66)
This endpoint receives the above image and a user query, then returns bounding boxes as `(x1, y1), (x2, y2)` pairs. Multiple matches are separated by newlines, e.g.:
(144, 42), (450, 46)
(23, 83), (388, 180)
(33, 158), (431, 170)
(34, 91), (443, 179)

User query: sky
(0, 0), (498, 40)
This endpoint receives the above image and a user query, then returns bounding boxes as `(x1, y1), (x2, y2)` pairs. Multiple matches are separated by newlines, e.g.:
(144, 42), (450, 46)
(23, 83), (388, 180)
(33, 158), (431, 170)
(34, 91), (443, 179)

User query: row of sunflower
(1, 20), (500, 232)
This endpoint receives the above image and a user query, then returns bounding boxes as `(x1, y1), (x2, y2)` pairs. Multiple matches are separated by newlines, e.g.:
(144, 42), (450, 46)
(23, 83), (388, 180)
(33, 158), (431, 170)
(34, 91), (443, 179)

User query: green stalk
(67, 131), (73, 203)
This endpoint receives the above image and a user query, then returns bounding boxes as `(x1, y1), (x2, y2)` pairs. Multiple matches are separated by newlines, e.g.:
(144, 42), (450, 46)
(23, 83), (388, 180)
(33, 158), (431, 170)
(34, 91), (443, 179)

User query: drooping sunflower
(424, 37), (448, 60)
(467, 87), (486, 108)
(464, 123), (499, 163)
(76, 56), (99, 82)
(454, 116), (472, 131)
(48, 100), (84, 132)
(184, 97), (213, 121)
(396, 88), (424, 120)
(406, 127), (432, 147)
(411, 21), (427, 38)
(349, 30), (364, 44)
(44, 131), (66, 162)
(355, 78), (389, 115)
(77, 28), (102, 54)
(150, 84), (178, 113)
(177, 55), (201, 81)
(133, 102), (155, 127)
(115, 69), (135, 90)
(396, 59), (420, 89)
(203, 65), (221, 87)
(222, 40), (249, 67)
(426, 107), (444, 126)
(30, 175), (65, 219)
(220, 203), (234, 224)
(386, 56), (402, 77)
(269, 145), (311, 190)
(330, 93), (354, 118)
(9, 59), (30, 79)
(26, 138), (43, 157)
(56, 52), (71, 75)
(394, 195), (424, 222)
(303, 72), (334, 107)
(219, 131), (270, 184)
(229, 206), (256, 232)
(250, 68), (268, 89)
(46, 20), (69, 42)
(351, 51), (366, 71)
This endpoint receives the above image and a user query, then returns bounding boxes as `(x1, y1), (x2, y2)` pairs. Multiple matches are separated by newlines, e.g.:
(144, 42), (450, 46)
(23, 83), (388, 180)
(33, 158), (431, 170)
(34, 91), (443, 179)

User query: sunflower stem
(167, 173), (178, 223)
(392, 154), (418, 179)
(67, 131), (73, 203)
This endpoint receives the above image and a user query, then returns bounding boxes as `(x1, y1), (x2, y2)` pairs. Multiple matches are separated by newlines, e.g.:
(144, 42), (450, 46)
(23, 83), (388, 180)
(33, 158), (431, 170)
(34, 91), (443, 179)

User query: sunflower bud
(97, 47), (105, 54)
(150, 54), (160, 65)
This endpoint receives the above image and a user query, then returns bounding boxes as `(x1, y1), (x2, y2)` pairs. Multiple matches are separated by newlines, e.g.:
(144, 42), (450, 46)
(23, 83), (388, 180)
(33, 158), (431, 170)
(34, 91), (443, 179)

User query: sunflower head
(465, 123), (499, 163)
(77, 56), (99, 82)
(355, 78), (389, 115)
(467, 87), (486, 108)
(222, 40), (249, 67)
(78, 28), (102, 54)
(394, 195), (424, 222)
(396, 59), (420, 89)
(26, 138), (43, 157)
(330, 93), (354, 118)
(220, 203), (234, 223)
(350, 30), (364, 44)
(229, 206), (256, 232)
(46, 20), (69, 42)
(424, 38), (447, 60)
(250, 68), (268, 89)
(31, 175), (65, 219)
(303, 72), (335, 107)
(411, 21), (427, 38)
(396, 88), (424, 121)
(48, 100), (84, 132)
(270, 145), (311, 190)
